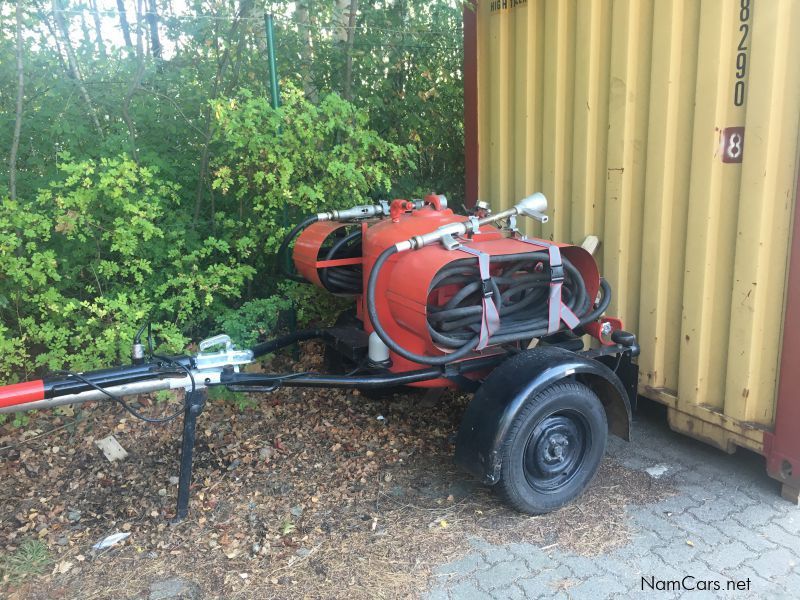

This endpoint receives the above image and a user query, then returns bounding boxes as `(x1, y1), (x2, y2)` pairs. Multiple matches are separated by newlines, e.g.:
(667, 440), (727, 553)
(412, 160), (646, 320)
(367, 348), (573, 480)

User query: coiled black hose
(278, 215), (364, 293)
(319, 229), (363, 294)
(367, 245), (612, 366)
(278, 215), (319, 282)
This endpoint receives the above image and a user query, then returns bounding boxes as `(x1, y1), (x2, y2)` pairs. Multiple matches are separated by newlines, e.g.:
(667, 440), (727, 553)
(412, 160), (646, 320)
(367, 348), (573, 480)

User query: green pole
(264, 14), (296, 352)
(265, 14), (280, 109)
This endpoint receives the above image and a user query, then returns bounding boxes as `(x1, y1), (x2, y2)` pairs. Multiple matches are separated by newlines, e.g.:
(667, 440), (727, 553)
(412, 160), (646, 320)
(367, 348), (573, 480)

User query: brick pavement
(426, 403), (799, 599)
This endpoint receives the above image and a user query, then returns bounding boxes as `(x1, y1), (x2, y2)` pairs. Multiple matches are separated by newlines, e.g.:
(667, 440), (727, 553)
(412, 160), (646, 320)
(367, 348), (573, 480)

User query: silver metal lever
(394, 193), (551, 251)
(195, 334), (253, 370)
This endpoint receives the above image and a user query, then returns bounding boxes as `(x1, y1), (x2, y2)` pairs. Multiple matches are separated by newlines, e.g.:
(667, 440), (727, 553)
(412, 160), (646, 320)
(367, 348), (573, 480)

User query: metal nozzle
(514, 193), (549, 223)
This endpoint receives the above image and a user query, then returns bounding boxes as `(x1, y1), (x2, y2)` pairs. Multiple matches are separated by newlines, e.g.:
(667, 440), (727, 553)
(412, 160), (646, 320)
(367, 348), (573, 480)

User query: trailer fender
(454, 346), (632, 485)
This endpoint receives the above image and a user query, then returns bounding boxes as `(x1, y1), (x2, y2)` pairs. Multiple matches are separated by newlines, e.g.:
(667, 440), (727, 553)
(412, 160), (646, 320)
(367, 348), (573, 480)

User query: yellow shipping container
(464, 0), (800, 499)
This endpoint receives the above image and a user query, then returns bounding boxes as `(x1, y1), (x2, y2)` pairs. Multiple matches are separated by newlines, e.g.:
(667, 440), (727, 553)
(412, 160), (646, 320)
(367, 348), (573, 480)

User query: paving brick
(436, 553), (489, 577)
(653, 538), (699, 568)
(760, 521), (800, 551)
(425, 410), (800, 600)
(722, 565), (778, 594)
(773, 513), (800, 535)
(771, 570), (800, 594)
(556, 554), (604, 579)
(747, 547), (798, 580)
(715, 521), (777, 553)
(474, 559), (529, 591)
(667, 512), (726, 546)
(480, 545), (520, 567)
(631, 510), (684, 541)
(651, 493), (702, 516)
(688, 499), (738, 523)
(558, 573), (628, 600)
(489, 583), (526, 600)
(517, 548), (554, 572)
(447, 580), (493, 600)
(702, 540), (757, 572)
(628, 563), (686, 592)
(732, 503), (784, 529)
(566, 581), (623, 600)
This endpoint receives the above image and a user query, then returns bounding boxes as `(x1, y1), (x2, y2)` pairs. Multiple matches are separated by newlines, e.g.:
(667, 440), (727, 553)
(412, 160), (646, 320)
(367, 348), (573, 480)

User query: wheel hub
(524, 412), (589, 492)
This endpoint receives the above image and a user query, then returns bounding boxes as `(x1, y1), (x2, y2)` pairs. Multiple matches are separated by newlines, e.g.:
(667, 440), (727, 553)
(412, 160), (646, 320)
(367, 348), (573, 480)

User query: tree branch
(51, 0), (104, 138)
(9, 0), (25, 201)
(343, 0), (359, 102)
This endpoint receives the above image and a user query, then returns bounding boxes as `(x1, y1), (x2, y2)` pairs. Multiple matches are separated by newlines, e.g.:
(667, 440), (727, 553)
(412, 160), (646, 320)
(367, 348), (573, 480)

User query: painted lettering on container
(490, 0), (527, 15)
(733, 0), (751, 107)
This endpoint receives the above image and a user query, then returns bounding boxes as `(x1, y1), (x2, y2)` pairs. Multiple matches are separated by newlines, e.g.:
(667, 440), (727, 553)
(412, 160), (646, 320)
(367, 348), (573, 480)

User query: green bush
(0, 88), (413, 392)
(211, 85), (416, 268)
(0, 154), (254, 381)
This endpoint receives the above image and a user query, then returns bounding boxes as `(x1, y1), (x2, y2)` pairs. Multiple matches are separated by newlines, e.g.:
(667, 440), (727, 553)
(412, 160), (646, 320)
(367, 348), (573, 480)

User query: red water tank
(294, 197), (602, 376)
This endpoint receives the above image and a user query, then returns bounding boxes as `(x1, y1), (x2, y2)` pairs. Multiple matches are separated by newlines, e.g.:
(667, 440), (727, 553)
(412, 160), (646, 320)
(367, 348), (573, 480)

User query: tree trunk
(52, 0), (104, 137)
(193, 0), (253, 225)
(32, 0), (68, 72)
(342, 0), (358, 101)
(146, 0), (162, 59)
(89, 0), (107, 58)
(116, 0), (134, 48)
(295, 0), (318, 102)
(79, 10), (93, 52)
(333, 0), (349, 43)
(9, 0), (24, 201)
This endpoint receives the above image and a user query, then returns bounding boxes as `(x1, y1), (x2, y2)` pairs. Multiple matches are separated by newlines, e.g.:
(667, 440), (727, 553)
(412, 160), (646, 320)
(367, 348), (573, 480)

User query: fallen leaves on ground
(0, 342), (673, 599)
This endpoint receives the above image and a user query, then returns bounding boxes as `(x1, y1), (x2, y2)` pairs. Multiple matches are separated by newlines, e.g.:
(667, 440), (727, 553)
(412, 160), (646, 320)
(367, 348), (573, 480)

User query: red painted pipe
(0, 380), (45, 410)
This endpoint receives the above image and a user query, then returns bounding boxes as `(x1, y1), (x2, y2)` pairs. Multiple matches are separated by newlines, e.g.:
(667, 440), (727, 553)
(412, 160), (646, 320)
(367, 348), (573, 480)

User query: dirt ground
(0, 343), (672, 599)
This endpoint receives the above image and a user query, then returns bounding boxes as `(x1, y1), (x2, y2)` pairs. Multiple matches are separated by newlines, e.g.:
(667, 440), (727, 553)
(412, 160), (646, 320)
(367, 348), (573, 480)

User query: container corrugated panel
(472, 0), (800, 456)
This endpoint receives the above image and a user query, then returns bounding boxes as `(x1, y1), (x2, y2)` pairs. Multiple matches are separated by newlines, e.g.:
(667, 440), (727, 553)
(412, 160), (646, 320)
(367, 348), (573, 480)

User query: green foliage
(214, 296), (293, 349)
(0, 1), (464, 394)
(208, 385), (256, 412)
(0, 155), (253, 379)
(211, 85), (415, 256)
(0, 539), (52, 582)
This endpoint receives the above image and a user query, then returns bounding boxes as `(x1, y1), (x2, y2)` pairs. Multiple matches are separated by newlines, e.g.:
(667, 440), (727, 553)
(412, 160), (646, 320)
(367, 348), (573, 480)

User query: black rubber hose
(278, 215), (319, 282)
(367, 244), (613, 364)
(250, 328), (324, 358)
(320, 229), (363, 294)
(425, 253), (594, 348)
(367, 246), (480, 366)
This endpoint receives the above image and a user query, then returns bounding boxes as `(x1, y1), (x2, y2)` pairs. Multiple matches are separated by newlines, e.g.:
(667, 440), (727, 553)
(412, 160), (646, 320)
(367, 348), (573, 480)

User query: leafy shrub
(0, 154), (254, 381)
(211, 85), (416, 269)
(0, 90), (412, 392)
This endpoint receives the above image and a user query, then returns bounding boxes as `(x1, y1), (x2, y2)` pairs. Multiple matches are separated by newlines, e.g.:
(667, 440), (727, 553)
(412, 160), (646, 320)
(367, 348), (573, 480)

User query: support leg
(781, 482), (800, 505)
(173, 387), (207, 522)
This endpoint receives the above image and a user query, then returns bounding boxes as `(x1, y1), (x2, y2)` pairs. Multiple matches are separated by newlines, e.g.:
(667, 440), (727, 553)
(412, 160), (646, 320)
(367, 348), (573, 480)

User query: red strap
(519, 238), (580, 333)
(457, 245), (500, 350)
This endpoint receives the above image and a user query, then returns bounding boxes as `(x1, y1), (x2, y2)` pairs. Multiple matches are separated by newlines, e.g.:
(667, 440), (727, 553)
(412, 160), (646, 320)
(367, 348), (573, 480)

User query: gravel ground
(425, 401), (800, 600)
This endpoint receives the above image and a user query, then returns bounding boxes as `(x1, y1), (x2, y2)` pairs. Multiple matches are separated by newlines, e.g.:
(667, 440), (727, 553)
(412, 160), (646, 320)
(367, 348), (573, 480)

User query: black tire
(497, 381), (607, 514)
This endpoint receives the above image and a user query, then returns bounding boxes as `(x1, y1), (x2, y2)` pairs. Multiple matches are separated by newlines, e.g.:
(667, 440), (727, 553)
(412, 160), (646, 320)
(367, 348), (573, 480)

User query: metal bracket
(440, 233), (461, 250)
(507, 214), (519, 233)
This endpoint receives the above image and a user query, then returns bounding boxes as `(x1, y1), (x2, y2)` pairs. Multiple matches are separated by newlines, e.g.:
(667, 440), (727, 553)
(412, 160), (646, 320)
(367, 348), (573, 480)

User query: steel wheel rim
(523, 410), (590, 493)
